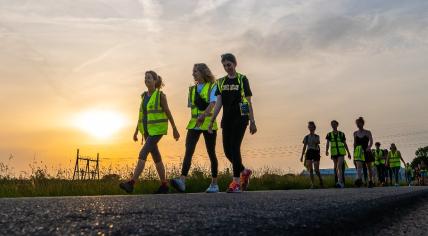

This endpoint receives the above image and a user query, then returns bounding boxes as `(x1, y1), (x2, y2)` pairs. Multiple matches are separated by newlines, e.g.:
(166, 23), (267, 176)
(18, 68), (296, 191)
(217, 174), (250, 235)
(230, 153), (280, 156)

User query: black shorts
(331, 155), (345, 160)
(306, 149), (320, 162)
(364, 150), (374, 163)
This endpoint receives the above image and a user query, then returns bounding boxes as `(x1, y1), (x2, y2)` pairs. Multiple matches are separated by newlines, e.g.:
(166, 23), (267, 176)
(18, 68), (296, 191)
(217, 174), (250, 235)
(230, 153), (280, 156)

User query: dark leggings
(392, 167), (400, 184)
(138, 134), (163, 163)
(376, 164), (386, 183)
(181, 129), (218, 178)
(222, 123), (247, 178)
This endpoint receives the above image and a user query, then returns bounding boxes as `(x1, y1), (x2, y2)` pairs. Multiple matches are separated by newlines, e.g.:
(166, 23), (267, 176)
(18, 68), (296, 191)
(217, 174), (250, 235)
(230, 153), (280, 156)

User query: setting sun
(73, 110), (127, 139)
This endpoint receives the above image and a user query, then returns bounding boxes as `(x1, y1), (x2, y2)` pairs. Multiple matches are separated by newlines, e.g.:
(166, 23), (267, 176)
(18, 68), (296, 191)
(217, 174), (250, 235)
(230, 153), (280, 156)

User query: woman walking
(325, 120), (351, 188)
(301, 121), (324, 189)
(373, 142), (386, 186)
(120, 71), (180, 194)
(209, 53), (257, 193)
(353, 117), (375, 188)
(386, 143), (406, 186)
(171, 63), (219, 193)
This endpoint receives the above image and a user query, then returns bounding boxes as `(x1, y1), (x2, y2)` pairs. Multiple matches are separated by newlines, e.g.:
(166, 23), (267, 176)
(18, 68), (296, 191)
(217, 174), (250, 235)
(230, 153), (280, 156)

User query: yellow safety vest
(329, 131), (346, 156)
(373, 149), (385, 165)
(186, 83), (218, 131)
(218, 72), (249, 114)
(138, 89), (168, 136)
(388, 151), (401, 168)
(354, 146), (365, 162)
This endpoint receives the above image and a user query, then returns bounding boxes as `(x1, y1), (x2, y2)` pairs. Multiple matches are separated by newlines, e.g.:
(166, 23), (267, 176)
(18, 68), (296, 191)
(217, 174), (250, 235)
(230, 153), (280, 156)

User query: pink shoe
(240, 169), (252, 191)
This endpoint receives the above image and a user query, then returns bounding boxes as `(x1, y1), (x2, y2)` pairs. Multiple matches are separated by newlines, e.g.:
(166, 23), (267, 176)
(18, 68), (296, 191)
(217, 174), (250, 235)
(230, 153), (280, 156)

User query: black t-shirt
(215, 75), (252, 127)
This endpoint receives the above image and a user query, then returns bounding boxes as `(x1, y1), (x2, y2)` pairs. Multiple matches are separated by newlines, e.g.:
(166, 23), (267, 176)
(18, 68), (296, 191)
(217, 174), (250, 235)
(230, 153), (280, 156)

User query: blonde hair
(194, 63), (215, 84)
(145, 70), (164, 89)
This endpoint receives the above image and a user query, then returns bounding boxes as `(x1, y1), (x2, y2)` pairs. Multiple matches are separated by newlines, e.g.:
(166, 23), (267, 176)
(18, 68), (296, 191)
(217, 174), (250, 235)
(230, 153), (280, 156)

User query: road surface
(1, 187), (427, 235)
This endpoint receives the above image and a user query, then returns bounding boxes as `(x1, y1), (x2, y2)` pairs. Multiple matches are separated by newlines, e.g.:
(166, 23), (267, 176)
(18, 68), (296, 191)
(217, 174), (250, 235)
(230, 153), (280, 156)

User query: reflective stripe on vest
(373, 149), (385, 165)
(138, 89), (168, 136)
(186, 83), (218, 131)
(329, 131), (346, 156)
(388, 151), (401, 168)
(218, 72), (249, 104)
(354, 145), (365, 162)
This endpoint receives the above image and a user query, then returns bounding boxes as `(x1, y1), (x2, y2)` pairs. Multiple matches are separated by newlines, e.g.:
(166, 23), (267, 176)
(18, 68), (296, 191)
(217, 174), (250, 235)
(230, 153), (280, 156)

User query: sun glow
(73, 110), (126, 139)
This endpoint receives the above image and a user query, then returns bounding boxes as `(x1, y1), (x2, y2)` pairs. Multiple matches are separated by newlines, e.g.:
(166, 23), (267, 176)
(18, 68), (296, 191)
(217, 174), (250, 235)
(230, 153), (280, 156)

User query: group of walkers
(119, 53), (257, 194)
(117, 52), (423, 195)
(301, 118), (410, 189)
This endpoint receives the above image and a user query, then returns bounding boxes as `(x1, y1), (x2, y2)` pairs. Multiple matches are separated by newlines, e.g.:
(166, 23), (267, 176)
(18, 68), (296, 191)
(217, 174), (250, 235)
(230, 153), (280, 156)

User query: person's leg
(230, 124), (247, 180)
(337, 156), (344, 185)
(394, 167), (400, 185)
(306, 159), (314, 187)
(388, 167), (393, 185)
(362, 163), (368, 184)
(131, 134), (154, 181)
(222, 127), (235, 171)
(314, 161), (323, 187)
(367, 162), (374, 182)
(144, 135), (165, 182)
(333, 158), (338, 184)
(342, 160), (346, 185)
(180, 129), (202, 179)
(203, 130), (218, 183)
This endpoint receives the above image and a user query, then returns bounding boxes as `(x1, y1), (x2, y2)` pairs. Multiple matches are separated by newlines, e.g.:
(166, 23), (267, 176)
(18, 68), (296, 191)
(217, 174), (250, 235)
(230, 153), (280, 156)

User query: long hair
(194, 63), (215, 83)
(145, 70), (164, 89)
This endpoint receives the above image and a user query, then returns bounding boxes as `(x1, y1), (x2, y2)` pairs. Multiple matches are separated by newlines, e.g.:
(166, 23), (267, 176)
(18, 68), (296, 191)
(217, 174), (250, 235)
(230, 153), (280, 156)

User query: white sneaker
(170, 178), (185, 192)
(206, 183), (219, 193)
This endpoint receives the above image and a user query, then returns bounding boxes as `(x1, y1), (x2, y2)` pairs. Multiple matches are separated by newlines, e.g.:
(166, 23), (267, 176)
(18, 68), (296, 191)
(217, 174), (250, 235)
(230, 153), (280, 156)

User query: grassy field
(0, 166), (360, 198)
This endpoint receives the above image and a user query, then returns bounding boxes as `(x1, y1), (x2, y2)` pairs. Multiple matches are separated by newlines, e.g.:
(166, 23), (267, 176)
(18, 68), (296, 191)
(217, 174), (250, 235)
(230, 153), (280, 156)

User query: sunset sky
(1, 0), (428, 176)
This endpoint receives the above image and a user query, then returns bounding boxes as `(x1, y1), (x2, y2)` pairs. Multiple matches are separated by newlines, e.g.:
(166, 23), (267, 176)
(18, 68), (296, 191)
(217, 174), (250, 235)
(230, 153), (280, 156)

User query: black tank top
(355, 135), (369, 150)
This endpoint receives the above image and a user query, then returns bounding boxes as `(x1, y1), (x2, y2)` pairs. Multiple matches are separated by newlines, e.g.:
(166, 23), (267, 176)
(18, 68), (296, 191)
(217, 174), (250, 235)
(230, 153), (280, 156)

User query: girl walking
(386, 143), (406, 186)
(301, 121), (324, 188)
(120, 71), (180, 194)
(353, 117), (375, 188)
(170, 63), (219, 193)
(209, 53), (257, 193)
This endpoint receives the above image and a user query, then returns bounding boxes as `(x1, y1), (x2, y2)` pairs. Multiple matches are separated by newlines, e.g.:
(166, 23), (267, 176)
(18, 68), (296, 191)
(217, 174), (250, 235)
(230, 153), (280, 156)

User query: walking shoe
(240, 169), (252, 191)
(368, 181), (374, 188)
(335, 182), (344, 188)
(226, 181), (241, 193)
(205, 183), (219, 193)
(354, 179), (363, 187)
(154, 184), (169, 194)
(394, 183), (399, 187)
(119, 181), (134, 194)
(170, 178), (185, 193)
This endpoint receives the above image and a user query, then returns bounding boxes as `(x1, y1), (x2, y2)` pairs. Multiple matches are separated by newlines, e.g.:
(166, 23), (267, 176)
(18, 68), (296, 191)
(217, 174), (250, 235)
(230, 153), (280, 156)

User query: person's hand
(133, 132), (138, 142)
(196, 113), (206, 127)
(249, 121), (257, 135)
(173, 127), (180, 141)
(208, 121), (214, 134)
(326, 151), (329, 156)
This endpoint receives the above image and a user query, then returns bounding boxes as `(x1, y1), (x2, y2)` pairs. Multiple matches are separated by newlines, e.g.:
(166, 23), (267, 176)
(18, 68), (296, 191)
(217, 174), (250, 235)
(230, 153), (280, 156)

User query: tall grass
(0, 161), (390, 198)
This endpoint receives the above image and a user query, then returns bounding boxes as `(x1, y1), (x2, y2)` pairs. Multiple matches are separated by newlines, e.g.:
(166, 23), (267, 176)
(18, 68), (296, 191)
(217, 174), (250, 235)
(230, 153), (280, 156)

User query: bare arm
(210, 95), (222, 123)
(160, 93), (180, 140)
(399, 151), (406, 165)
(247, 96), (255, 122)
(326, 140), (330, 156)
(247, 96), (257, 135)
(344, 142), (352, 158)
(367, 130), (374, 151)
(301, 143), (307, 162)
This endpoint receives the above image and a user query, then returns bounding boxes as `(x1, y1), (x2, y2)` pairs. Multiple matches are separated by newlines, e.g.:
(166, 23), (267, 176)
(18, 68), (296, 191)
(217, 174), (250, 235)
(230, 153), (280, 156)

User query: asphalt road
(1, 187), (427, 236)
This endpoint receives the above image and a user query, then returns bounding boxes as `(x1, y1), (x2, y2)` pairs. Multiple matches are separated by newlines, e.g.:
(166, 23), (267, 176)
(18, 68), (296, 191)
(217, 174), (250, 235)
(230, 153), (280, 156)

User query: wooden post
(72, 149), (80, 180)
